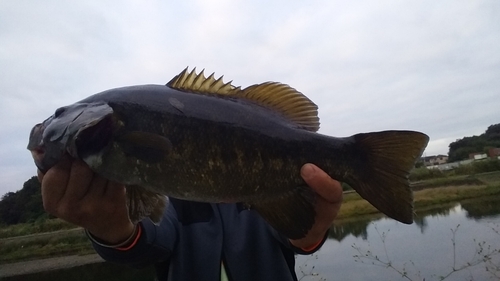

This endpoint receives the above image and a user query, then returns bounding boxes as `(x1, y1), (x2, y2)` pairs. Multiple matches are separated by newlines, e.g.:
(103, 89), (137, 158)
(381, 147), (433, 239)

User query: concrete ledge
(0, 254), (104, 278)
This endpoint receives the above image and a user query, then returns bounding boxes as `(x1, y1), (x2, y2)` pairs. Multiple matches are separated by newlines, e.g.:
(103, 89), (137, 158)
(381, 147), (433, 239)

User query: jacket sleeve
(270, 226), (329, 255)
(90, 198), (179, 268)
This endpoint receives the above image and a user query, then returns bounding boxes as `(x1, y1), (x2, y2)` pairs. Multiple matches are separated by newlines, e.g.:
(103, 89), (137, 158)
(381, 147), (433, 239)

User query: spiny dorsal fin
(167, 68), (320, 132)
(166, 67), (240, 95)
(240, 82), (320, 132)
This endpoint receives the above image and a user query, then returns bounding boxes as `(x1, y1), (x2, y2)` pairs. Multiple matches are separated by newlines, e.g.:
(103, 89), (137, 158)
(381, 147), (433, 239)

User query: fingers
(301, 163), (343, 204)
(38, 156), (133, 239)
(85, 174), (108, 199)
(63, 160), (95, 202)
(290, 164), (343, 249)
(41, 155), (72, 213)
(104, 181), (127, 201)
(37, 169), (44, 182)
(41, 156), (108, 216)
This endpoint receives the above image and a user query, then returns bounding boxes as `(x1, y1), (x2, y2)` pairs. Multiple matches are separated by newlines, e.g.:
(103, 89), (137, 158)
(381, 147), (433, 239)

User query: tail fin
(344, 131), (429, 224)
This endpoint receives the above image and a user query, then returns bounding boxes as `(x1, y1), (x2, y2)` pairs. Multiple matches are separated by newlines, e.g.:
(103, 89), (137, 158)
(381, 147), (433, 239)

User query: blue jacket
(92, 198), (327, 281)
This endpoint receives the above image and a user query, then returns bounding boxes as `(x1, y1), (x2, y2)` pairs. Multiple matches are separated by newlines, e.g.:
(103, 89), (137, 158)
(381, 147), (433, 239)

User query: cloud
(1, 0), (499, 196)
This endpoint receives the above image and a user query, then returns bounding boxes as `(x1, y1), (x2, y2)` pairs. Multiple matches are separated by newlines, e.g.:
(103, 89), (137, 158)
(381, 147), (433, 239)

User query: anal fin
(126, 185), (167, 224)
(250, 185), (316, 239)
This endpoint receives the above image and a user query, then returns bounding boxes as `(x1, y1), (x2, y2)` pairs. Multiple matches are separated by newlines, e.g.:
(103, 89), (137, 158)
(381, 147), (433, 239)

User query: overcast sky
(1, 0), (499, 196)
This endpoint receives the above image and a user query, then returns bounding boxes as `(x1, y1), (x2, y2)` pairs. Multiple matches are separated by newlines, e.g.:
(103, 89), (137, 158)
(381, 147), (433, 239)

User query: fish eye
(54, 107), (66, 117)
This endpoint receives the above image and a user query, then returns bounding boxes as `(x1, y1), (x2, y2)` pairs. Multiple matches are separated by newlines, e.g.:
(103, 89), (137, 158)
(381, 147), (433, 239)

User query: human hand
(289, 163), (343, 250)
(38, 155), (135, 244)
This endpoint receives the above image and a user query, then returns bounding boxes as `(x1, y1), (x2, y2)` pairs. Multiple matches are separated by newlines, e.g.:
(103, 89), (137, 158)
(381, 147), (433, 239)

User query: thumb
(301, 164), (343, 204)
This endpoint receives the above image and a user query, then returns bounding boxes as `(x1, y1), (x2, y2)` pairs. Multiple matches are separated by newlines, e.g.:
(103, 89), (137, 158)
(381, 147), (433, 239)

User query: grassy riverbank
(1, 171), (499, 265)
(0, 228), (93, 264)
(337, 171), (500, 220)
(0, 218), (76, 239)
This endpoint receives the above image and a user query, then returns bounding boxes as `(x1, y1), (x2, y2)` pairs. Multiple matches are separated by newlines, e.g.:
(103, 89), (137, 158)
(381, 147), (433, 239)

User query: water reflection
(297, 195), (500, 281)
(330, 195), (500, 242)
(462, 196), (500, 219)
(329, 217), (370, 241)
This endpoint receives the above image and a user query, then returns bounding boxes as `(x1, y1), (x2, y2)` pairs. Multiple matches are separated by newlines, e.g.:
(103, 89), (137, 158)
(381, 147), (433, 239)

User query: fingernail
(301, 164), (316, 180)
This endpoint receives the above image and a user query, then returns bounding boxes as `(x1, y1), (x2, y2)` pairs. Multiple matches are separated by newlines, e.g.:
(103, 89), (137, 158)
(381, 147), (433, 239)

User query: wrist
(87, 222), (137, 245)
(86, 222), (137, 246)
(290, 229), (327, 250)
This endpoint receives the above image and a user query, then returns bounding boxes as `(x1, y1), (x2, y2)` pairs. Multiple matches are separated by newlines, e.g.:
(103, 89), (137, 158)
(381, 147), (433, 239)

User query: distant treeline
(410, 158), (500, 182)
(448, 123), (500, 162)
(0, 176), (46, 225)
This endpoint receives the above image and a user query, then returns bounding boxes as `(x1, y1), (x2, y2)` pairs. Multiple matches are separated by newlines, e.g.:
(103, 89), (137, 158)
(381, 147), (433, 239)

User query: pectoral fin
(249, 185), (316, 239)
(126, 185), (167, 223)
(117, 131), (172, 163)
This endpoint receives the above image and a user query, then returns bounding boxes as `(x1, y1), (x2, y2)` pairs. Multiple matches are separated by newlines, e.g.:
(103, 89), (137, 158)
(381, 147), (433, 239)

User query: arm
(38, 155), (177, 267)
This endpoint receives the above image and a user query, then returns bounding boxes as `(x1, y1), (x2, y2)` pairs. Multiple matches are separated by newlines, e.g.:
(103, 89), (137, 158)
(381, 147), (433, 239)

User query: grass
(476, 171), (500, 183)
(410, 175), (483, 190)
(0, 218), (78, 239)
(0, 228), (94, 264)
(337, 172), (500, 220)
(413, 184), (500, 208)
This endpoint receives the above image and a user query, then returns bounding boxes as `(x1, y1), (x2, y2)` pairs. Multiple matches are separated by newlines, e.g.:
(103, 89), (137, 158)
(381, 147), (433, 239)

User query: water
(4, 197), (500, 281)
(296, 197), (500, 281)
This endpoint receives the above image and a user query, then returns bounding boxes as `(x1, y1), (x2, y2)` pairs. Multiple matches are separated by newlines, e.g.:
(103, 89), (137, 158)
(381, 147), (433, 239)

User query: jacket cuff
(291, 229), (329, 255)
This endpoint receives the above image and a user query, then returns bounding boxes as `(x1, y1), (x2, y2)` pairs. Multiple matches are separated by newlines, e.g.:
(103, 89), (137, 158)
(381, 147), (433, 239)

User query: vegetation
(0, 218), (77, 239)
(0, 176), (44, 225)
(410, 158), (500, 182)
(448, 123), (500, 162)
(337, 172), (500, 220)
(0, 229), (94, 264)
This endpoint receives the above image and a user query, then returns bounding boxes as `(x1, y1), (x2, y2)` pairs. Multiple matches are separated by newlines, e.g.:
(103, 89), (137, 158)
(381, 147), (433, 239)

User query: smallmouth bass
(28, 68), (429, 239)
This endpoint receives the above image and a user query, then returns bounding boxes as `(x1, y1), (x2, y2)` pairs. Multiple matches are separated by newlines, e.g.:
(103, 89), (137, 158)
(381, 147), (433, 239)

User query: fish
(27, 68), (429, 239)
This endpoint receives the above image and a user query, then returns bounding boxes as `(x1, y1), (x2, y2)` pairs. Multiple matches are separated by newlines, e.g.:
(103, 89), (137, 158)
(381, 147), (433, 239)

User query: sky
(1, 0), (499, 196)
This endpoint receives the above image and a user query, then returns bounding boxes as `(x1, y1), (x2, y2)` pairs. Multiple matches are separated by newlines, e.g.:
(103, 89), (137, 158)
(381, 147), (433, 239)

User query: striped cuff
(85, 223), (141, 251)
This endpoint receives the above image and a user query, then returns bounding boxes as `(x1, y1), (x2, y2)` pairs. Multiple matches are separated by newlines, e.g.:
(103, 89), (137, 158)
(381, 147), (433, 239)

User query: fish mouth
(27, 123), (44, 147)
(28, 102), (116, 173)
(30, 147), (46, 165)
(27, 124), (44, 154)
(28, 122), (63, 173)
(27, 123), (49, 172)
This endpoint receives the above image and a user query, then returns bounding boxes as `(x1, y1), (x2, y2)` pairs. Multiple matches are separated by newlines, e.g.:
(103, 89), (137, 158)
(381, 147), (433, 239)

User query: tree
(0, 176), (44, 225)
(485, 124), (500, 141)
(448, 123), (500, 162)
(0, 192), (21, 224)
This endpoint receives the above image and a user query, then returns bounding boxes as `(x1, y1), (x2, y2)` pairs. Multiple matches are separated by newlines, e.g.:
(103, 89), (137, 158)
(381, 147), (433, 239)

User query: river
(296, 196), (500, 280)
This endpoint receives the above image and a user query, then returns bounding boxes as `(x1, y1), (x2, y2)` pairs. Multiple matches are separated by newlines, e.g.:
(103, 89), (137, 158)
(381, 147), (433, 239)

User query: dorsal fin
(240, 82), (320, 132)
(167, 68), (320, 132)
(167, 67), (240, 95)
